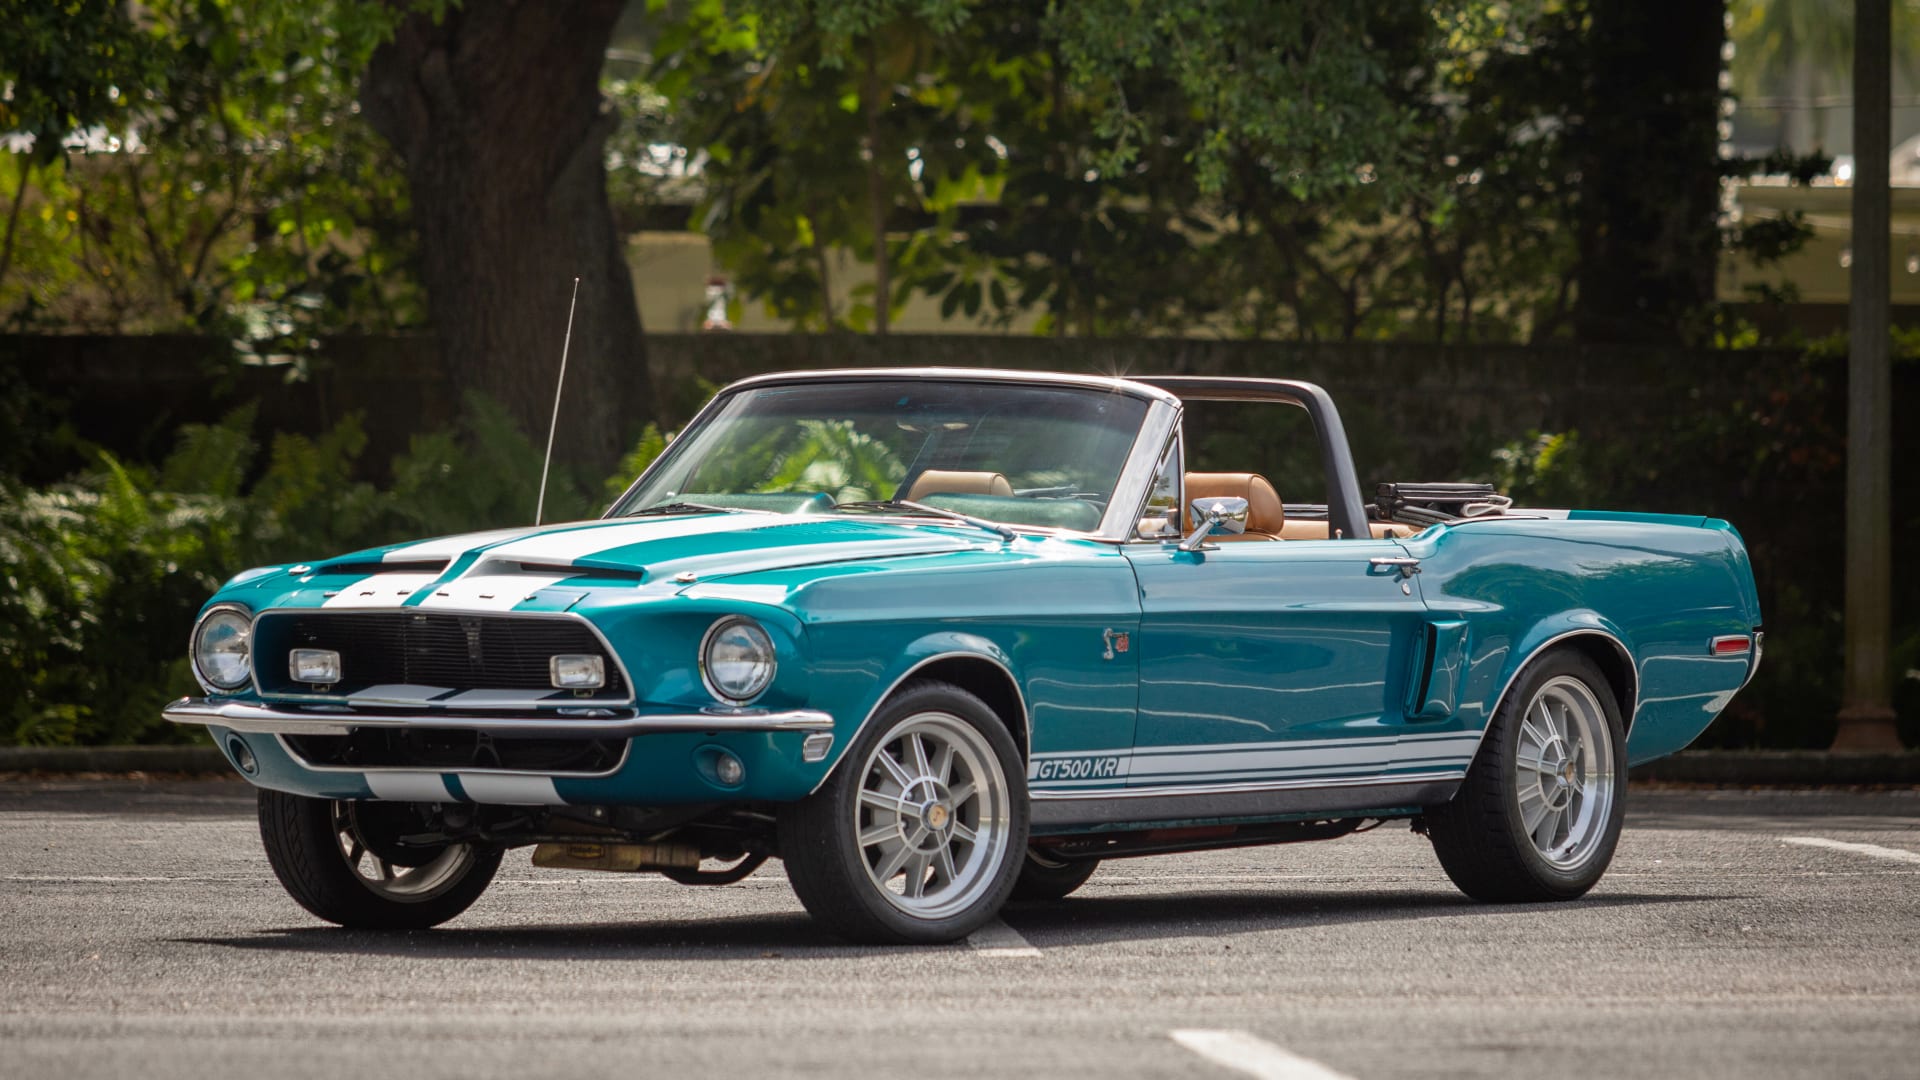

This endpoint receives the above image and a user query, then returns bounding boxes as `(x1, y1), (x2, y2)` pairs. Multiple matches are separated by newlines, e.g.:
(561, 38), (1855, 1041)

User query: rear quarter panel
(1399, 515), (1760, 766)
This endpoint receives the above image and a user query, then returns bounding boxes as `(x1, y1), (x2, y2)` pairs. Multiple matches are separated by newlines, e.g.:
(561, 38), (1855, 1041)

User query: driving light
(701, 617), (776, 703)
(714, 751), (745, 786)
(550, 654), (607, 690)
(190, 606), (253, 692)
(289, 648), (342, 685)
(226, 736), (258, 775)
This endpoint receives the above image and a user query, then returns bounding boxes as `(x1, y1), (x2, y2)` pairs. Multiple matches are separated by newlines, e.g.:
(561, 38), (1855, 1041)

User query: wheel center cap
(926, 802), (951, 830)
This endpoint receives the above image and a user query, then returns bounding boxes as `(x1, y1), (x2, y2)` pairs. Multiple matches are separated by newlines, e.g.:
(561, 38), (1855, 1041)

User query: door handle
(1369, 556), (1421, 579)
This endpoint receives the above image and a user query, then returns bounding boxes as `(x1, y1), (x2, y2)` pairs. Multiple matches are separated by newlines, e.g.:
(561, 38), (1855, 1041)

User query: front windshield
(610, 380), (1151, 532)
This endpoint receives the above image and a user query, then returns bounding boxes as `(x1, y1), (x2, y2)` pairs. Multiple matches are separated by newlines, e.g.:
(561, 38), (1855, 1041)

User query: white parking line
(1783, 836), (1920, 865)
(966, 917), (1040, 957)
(0, 875), (231, 883)
(1171, 1030), (1358, 1080)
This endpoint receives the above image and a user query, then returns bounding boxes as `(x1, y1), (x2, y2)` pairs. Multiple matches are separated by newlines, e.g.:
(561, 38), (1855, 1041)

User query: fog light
(714, 751), (745, 786)
(550, 654), (606, 690)
(226, 736), (258, 775)
(289, 648), (341, 685)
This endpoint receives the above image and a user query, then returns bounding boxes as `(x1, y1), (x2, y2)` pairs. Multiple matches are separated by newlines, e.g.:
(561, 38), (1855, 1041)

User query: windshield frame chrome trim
(1097, 397), (1181, 540)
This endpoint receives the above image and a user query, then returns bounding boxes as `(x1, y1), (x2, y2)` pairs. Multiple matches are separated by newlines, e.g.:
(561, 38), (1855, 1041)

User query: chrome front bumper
(163, 697), (835, 738)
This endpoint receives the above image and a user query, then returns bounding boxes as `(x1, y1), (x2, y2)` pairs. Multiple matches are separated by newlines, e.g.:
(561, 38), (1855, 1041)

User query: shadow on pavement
(175, 911), (874, 960)
(174, 887), (1727, 960)
(1002, 887), (1727, 947)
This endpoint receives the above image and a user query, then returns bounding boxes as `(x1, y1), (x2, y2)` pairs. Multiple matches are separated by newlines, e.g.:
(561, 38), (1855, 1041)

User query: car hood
(252, 513), (999, 612)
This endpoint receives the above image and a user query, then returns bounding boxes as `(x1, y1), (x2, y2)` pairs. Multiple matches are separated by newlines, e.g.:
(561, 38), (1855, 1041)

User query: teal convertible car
(167, 369), (1762, 943)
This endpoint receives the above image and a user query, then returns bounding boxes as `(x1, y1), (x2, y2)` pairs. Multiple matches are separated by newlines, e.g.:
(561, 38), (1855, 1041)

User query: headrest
(905, 469), (1015, 501)
(1183, 472), (1285, 536)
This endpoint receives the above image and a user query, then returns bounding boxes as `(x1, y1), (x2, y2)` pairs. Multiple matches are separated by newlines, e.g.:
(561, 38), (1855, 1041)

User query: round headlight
(701, 617), (776, 703)
(191, 606), (253, 692)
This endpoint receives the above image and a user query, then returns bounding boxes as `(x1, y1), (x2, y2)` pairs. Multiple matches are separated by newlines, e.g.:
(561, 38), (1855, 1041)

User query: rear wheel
(1425, 650), (1626, 902)
(780, 680), (1027, 943)
(257, 789), (500, 929)
(1010, 847), (1099, 901)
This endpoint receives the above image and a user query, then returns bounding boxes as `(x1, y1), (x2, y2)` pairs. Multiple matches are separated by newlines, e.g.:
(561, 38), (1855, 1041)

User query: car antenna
(535, 276), (581, 526)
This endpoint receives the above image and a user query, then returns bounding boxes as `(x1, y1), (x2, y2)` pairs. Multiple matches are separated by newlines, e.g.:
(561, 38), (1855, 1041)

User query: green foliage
(652, 0), (998, 331)
(0, 395), (658, 747)
(1489, 432), (1596, 508)
(604, 424), (670, 504)
(0, 0), (423, 339)
(0, 0), (157, 154)
(657, 0), (1659, 342)
(1046, 0), (1446, 202)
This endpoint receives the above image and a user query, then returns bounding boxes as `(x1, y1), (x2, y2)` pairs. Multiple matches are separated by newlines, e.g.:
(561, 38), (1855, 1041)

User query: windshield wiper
(622, 501), (742, 518)
(835, 499), (1016, 542)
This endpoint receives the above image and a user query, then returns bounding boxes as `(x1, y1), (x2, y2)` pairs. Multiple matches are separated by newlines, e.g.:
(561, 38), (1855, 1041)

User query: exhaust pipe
(531, 841), (701, 873)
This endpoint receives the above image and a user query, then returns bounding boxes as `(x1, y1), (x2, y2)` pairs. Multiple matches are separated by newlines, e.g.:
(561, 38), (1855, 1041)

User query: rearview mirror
(1179, 496), (1249, 551)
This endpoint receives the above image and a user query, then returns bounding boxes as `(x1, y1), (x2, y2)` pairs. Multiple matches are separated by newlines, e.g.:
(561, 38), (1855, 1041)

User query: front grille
(254, 612), (626, 701)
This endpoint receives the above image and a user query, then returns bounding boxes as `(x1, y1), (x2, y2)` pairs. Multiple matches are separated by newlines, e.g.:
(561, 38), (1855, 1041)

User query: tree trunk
(0, 158), (30, 296)
(360, 0), (648, 474)
(862, 41), (891, 335)
(1570, 0), (1726, 344)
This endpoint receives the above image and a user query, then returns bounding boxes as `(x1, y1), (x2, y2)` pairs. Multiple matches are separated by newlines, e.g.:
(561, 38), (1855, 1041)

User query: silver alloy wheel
(853, 711), (1012, 919)
(330, 802), (475, 902)
(1513, 676), (1616, 870)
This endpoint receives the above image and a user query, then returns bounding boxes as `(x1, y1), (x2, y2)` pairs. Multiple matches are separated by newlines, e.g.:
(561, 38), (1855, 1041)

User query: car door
(1121, 536), (1434, 791)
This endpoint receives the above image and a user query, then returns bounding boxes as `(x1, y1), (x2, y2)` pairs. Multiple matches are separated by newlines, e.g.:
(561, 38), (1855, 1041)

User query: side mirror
(1178, 496), (1249, 552)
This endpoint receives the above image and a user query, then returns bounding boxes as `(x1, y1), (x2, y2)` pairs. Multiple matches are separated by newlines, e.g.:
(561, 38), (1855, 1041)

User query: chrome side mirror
(1178, 496), (1249, 552)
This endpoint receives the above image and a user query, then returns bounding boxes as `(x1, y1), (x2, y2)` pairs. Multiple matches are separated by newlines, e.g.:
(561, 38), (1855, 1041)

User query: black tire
(1425, 649), (1627, 902)
(779, 679), (1029, 944)
(1010, 847), (1099, 901)
(257, 789), (500, 930)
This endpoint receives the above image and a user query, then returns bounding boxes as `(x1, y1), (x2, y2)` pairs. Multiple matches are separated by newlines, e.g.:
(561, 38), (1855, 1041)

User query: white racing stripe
(415, 573), (574, 612)
(320, 572), (444, 609)
(965, 918), (1040, 957)
(456, 775), (564, 805)
(1170, 1030), (1358, 1080)
(480, 514), (778, 564)
(1783, 836), (1920, 865)
(364, 773), (455, 802)
(346, 684), (455, 705)
(380, 526), (547, 563)
(1027, 732), (1480, 788)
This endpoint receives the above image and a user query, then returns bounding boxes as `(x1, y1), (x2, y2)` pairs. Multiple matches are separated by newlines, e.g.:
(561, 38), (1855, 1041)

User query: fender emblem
(1101, 628), (1130, 660)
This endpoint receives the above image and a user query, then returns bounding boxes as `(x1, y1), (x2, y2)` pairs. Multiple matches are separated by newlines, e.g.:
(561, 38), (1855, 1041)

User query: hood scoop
(308, 558), (451, 578)
(489, 559), (646, 583)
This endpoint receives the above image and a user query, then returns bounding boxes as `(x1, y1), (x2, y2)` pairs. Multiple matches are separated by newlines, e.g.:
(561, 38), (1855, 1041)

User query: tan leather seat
(1279, 518), (1414, 540)
(905, 469), (1014, 501)
(1183, 472), (1284, 541)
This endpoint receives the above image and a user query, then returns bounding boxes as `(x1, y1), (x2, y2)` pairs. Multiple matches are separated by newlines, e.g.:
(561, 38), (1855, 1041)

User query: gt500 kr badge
(1030, 755), (1125, 781)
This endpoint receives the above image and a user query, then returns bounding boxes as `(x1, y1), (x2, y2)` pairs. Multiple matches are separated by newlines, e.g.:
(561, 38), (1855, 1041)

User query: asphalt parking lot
(1, 779), (1915, 1080)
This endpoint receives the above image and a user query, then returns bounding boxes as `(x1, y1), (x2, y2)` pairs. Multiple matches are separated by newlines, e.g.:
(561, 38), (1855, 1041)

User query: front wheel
(257, 790), (500, 929)
(1425, 650), (1626, 902)
(779, 679), (1028, 944)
